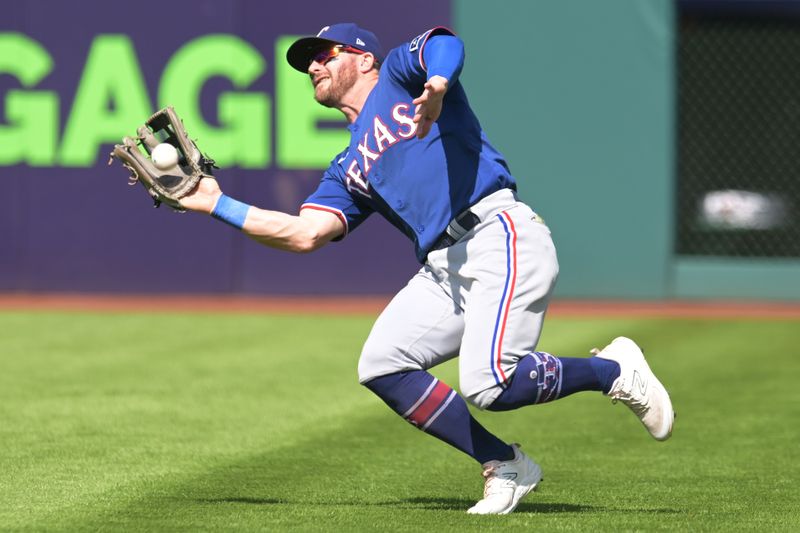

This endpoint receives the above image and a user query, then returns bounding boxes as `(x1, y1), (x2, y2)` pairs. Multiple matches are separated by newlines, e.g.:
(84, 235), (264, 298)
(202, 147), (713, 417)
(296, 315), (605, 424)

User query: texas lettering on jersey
(343, 102), (418, 198)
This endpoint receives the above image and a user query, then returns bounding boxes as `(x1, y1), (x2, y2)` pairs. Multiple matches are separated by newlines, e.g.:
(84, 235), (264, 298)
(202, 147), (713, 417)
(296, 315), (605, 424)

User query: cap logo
(317, 26), (330, 37)
(356, 38), (366, 46)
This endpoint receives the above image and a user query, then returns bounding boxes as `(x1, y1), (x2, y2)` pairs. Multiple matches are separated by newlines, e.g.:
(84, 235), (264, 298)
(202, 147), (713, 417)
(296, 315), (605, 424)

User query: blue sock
(560, 356), (620, 395)
(588, 356), (621, 394)
(364, 371), (514, 464)
(488, 352), (621, 411)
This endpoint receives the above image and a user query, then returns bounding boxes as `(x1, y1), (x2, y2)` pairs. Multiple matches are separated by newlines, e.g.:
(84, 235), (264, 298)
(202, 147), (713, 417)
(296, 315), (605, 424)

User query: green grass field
(1, 311), (798, 531)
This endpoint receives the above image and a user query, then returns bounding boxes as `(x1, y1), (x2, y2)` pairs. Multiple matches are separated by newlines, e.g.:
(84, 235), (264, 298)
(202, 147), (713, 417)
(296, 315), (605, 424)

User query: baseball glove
(108, 106), (216, 211)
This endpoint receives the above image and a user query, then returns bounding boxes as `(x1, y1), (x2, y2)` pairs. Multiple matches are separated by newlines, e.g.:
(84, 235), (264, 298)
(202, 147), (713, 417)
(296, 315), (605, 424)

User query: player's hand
(412, 75), (449, 140)
(179, 176), (223, 215)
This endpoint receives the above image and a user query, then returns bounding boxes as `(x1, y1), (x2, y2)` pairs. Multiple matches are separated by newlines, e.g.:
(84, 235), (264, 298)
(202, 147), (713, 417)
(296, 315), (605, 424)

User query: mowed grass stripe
(1, 312), (798, 530)
(0, 312), (375, 529)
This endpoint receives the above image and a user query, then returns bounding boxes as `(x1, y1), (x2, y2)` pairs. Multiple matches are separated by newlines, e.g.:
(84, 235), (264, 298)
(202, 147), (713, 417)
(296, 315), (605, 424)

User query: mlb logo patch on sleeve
(409, 30), (432, 52)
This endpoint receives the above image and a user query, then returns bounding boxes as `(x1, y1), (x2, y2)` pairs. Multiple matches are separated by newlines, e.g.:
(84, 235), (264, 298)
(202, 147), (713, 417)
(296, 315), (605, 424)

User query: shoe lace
(609, 381), (650, 416)
(480, 463), (502, 498)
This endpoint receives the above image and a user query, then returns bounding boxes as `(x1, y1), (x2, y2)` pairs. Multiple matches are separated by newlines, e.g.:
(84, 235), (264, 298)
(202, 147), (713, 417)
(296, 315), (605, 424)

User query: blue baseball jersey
(301, 28), (518, 263)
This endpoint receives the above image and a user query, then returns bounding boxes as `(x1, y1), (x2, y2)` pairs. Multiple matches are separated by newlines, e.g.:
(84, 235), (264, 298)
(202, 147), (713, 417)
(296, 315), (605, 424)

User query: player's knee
(357, 340), (393, 384)
(459, 382), (500, 410)
(358, 335), (426, 384)
(357, 349), (378, 384)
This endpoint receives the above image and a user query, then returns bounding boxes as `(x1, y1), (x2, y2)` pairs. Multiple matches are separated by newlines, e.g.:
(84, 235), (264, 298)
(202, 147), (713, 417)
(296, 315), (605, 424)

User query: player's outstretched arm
(243, 206), (343, 253)
(180, 177), (344, 253)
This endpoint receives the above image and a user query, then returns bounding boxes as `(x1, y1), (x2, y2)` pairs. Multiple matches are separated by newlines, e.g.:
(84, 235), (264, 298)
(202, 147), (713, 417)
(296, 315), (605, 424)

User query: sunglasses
(310, 45), (366, 67)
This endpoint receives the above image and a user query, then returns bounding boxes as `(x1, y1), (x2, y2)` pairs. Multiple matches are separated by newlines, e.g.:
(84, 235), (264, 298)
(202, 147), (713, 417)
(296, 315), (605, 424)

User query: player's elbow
(288, 211), (343, 253)
(290, 238), (318, 254)
(290, 230), (327, 254)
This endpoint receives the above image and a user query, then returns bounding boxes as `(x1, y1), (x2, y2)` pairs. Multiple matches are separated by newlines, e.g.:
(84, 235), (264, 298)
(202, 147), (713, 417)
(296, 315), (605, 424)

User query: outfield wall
(1, 1), (796, 300)
(456, 0), (674, 299)
(456, 0), (800, 301)
(0, 1), (442, 295)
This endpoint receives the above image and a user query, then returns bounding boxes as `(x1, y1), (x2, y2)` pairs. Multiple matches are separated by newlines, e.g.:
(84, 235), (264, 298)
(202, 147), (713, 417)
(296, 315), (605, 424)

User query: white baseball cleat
(594, 336), (674, 441)
(466, 443), (542, 515)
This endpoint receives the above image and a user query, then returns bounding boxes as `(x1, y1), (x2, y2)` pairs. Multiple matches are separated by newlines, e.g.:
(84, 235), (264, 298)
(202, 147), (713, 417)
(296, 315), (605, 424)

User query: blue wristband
(211, 194), (251, 230)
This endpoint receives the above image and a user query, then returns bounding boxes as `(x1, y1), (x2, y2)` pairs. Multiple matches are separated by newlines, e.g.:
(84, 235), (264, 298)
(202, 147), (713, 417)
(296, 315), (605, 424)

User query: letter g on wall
(0, 33), (59, 166)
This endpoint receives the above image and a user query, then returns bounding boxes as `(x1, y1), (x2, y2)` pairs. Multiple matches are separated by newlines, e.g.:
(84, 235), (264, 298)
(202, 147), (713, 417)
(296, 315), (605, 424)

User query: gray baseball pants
(358, 189), (559, 409)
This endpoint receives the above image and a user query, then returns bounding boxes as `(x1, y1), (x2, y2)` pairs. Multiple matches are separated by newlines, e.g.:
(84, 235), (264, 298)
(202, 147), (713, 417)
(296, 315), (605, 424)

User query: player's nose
(308, 61), (324, 76)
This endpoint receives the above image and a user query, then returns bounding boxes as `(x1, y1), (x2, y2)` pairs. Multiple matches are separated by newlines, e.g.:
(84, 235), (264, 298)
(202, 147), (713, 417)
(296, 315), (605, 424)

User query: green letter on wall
(0, 33), (59, 166)
(159, 34), (270, 168)
(275, 36), (349, 169)
(60, 35), (152, 166)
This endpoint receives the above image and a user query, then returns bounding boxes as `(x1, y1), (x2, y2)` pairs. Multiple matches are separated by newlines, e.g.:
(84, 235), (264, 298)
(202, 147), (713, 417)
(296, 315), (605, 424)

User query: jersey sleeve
(301, 157), (374, 241)
(384, 26), (458, 85)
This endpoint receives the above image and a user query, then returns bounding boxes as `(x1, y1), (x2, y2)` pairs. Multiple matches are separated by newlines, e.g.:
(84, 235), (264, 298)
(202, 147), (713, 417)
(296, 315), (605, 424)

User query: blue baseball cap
(286, 23), (385, 72)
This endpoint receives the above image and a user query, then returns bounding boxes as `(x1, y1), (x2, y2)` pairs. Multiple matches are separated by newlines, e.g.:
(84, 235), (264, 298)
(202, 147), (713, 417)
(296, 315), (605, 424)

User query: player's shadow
(380, 497), (598, 513)
(197, 497), (287, 505)
(198, 496), (679, 515)
(379, 498), (684, 514)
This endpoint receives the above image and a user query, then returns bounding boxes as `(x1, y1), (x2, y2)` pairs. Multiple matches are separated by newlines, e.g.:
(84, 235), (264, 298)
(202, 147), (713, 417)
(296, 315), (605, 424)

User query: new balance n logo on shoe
(632, 370), (648, 396)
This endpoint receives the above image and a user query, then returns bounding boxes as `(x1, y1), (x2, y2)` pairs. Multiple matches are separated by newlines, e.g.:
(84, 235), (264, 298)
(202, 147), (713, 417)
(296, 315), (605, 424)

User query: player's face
(308, 47), (362, 108)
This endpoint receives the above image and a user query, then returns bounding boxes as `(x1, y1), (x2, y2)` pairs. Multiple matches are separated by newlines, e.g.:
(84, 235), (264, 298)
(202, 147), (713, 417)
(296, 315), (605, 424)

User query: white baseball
(151, 143), (179, 170)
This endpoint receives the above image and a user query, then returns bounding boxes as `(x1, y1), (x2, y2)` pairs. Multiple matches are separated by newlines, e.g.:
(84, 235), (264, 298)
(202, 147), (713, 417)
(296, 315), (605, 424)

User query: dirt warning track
(0, 293), (799, 320)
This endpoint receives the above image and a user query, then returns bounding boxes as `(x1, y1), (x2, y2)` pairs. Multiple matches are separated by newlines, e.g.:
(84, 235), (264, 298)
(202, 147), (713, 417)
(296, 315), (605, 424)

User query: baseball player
(180, 23), (675, 515)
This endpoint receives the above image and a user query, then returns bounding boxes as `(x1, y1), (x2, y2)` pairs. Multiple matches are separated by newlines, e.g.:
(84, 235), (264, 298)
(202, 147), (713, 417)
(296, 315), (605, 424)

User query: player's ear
(358, 53), (377, 73)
